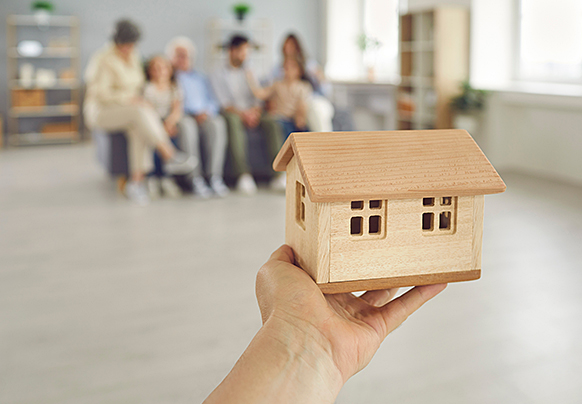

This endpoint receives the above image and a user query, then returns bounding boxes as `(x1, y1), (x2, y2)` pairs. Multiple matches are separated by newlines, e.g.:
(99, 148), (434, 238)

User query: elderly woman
(165, 36), (229, 198)
(84, 19), (195, 205)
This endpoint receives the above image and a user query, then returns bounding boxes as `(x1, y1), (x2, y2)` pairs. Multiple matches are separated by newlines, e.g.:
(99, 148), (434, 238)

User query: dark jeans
(279, 119), (307, 141)
(152, 136), (180, 177)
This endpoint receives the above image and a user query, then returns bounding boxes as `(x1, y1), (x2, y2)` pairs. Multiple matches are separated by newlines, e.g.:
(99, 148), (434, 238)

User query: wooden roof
(273, 130), (506, 203)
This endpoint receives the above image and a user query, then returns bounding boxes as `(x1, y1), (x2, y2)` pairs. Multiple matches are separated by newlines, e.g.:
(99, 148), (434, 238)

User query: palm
(257, 245), (446, 382)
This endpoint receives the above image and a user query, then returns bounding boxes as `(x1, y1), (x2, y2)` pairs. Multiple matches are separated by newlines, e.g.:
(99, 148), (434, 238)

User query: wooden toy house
(273, 130), (506, 294)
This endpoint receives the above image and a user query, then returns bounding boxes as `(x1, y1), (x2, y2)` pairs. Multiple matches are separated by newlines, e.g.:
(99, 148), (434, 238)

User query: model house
(273, 130), (506, 293)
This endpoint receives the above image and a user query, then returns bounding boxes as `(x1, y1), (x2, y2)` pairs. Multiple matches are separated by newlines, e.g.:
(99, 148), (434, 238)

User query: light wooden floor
(1, 144), (581, 404)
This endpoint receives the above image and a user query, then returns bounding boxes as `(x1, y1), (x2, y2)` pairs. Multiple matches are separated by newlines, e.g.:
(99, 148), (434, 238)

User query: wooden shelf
(8, 47), (77, 59)
(8, 132), (79, 146)
(398, 7), (469, 129)
(7, 15), (78, 27)
(9, 79), (79, 90)
(10, 105), (79, 117)
(6, 14), (81, 147)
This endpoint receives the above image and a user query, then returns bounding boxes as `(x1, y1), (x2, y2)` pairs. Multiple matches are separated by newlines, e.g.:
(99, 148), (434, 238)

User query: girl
(143, 55), (184, 198)
(247, 57), (312, 140)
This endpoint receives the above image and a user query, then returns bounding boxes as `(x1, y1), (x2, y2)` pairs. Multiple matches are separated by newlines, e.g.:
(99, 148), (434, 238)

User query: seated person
(166, 37), (229, 198)
(272, 33), (354, 132)
(84, 19), (195, 205)
(143, 55), (185, 198)
(209, 35), (285, 195)
(247, 57), (311, 140)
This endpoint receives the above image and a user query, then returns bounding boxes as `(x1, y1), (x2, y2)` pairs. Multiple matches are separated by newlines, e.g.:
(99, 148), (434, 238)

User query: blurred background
(1, 0), (581, 403)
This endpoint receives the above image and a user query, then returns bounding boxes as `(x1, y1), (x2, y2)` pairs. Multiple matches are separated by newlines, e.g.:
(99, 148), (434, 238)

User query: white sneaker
(236, 173), (257, 196)
(210, 175), (229, 198)
(165, 151), (197, 175)
(161, 176), (181, 198)
(147, 177), (162, 200)
(192, 176), (212, 199)
(269, 173), (286, 192)
(125, 181), (150, 206)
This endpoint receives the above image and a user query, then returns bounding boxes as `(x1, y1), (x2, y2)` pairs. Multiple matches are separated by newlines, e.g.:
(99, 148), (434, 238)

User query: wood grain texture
(285, 156), (330, 283)
(329, 196), (474, 282)
(273, 130), (506, 203)
(318, 270), (481, 294)
(471, 195), (484, 270)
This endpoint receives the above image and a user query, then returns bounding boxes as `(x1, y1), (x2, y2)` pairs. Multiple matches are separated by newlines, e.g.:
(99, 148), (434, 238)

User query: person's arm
(294, 83), (311, 129)
(245, 70), (274, 101)
(203, 245), (447, 404)
(166, 87), (183, 125)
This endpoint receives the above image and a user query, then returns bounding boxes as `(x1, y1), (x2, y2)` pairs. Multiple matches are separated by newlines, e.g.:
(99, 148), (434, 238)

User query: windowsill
(475, 81), (582, 109)
(481, 81), (582, 97)
(330, 79), (398, 86)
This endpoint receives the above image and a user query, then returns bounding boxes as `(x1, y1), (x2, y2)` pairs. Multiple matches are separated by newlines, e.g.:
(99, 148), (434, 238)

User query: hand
(256, 245), (447, 384)
(163, 119), (178, 137)
(294, 115), (306, 130)
(129, 96), (147, 106)
(242, 108), (261, 128)
(195, 113), (209, 125)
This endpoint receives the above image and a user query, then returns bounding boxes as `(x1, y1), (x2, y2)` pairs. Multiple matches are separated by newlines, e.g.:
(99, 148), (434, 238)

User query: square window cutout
(422, 212), (434, 231)
(351, 201), (364, 210)
(423, 198), (434, 206)
(369, 216), (381, 234)
(439, 211), (451, 230)
(441, 197), (452, 206)
(350, 216), (363, 235)
(370, 200), (382, 209)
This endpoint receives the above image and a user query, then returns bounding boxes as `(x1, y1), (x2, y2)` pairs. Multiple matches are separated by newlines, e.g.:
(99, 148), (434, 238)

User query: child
(247, 57), (312, 140)
(143, 55), (184, 198)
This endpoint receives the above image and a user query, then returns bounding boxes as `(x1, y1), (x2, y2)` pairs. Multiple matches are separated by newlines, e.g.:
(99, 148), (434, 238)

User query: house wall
(284, 156), (331, 283)
(328, 196), (477, 282)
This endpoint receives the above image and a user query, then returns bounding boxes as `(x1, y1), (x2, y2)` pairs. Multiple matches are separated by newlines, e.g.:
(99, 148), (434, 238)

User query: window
(349, 199), (385, 238)
(421, 197), (456, 235)
(518, 0), (582, 83)
(296, 182), (306, 229)
(325, 0), (399, 81)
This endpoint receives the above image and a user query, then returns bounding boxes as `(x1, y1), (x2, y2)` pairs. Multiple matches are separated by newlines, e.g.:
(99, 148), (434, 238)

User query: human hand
(195, 113), (209, 125)
(163, 119), (178, 137)
(242, 108), (261, 128)
(129, 96), (147, 106)
(294, 115), (306, 130)
(256, 245), (447, 384)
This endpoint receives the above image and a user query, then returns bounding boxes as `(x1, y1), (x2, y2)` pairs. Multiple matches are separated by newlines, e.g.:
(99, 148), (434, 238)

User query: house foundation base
(318, 269), (481, 294)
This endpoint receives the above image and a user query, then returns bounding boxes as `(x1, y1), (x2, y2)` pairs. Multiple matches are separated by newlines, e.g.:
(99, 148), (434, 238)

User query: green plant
(356, 34), (382, 52)
(233, 3), (251, 20)
(450, 81), (488, 112)
(31, 1), (54, 12)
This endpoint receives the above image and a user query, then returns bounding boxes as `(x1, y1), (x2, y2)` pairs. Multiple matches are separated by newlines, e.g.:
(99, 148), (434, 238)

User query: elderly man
(166, 37), (229, 198)
(210, 35), (285, 195)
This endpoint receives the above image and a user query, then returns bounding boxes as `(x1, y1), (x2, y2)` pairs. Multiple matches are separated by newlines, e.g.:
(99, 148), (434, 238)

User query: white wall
(481, 92), (582, 186)
(0, 0), (323, 124)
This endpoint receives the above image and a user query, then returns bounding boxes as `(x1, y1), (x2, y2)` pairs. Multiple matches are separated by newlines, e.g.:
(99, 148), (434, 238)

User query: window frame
(349, 199), (386, 239)
(421, 196), (457, 236)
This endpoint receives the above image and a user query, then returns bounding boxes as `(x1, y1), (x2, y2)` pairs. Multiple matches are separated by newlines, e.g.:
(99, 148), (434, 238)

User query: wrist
(260, 311), (344, 400)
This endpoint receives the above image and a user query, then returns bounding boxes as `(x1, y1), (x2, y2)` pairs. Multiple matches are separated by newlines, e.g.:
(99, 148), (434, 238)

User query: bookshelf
(397, 7), (469, 130)
(6, 15), (81, 146)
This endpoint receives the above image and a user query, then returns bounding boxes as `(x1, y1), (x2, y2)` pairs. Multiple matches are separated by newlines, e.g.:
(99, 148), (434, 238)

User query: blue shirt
(176, 70), (220, 116)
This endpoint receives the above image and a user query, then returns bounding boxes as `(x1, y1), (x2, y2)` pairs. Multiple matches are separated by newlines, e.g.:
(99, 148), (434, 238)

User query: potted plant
(233, 3), (251, 22)
(450, 81), (488, 136)
(32, 1), (54, 28)
(357, 34), (382, 81)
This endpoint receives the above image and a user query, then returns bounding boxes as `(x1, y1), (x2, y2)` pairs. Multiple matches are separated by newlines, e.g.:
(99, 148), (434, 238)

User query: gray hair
(112, 19), (141, 44)
(165, 36), (197, 62)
